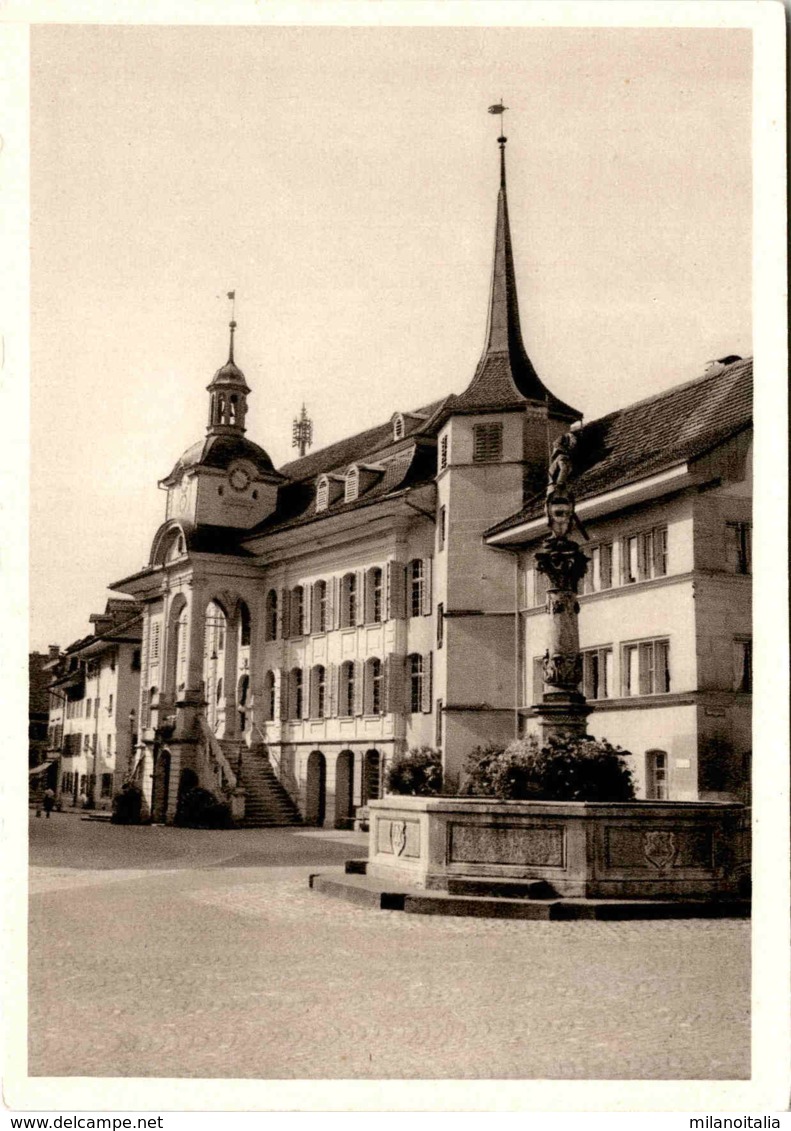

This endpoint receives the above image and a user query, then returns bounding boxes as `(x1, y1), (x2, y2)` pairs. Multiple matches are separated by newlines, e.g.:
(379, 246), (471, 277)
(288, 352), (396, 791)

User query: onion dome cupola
(158, 310), (285, 533)
(206, 318), (250, 436)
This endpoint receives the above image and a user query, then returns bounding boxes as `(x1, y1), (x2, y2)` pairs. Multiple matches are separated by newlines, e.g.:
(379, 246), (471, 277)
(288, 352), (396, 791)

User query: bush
(462, 735), (635, 802)
(175, 786), (233, 829)
(386, 746), (442, 797)
(111, 783), (144, 825)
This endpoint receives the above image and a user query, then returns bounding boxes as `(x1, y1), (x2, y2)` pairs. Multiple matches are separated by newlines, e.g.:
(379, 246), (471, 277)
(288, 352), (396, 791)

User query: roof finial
(226, 290), (236, 362)
(488, 100), (508, 187)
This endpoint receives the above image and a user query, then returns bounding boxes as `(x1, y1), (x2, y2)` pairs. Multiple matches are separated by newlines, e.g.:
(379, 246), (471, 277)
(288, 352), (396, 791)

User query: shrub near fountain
(366, 739), (744, 901)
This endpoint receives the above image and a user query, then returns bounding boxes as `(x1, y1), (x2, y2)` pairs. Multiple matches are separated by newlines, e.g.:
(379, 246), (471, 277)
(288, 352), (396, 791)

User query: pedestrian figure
(43, 788), (55, 818)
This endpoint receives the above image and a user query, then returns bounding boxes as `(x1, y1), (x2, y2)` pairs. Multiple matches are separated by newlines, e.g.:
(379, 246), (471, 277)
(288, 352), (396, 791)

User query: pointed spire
(454, 122), (578, 418)
(228, 318), (236, 364)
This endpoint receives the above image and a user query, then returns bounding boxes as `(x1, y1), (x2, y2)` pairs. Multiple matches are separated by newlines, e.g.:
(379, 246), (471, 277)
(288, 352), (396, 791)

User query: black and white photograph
(3, 0), (788, 1119)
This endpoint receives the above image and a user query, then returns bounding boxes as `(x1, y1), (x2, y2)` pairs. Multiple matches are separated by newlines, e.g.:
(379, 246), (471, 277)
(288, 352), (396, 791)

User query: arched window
(289, 668), (303, 719)
(340, 661), (355, 717)
(365, 657), (383, 715)
(341, 573), (357, 628)
(409, 559), (424, 617)
(344, 466), (359, 503)
(316, 477), (329, 513)
(366, 567), (383, 623)
(313, 580), (328, 633)
(312, 665), (326, 719)
(263, 670), (276, 721)
(290, 586), (305, 637)
(265, 589), (278, 641)
(239, 602), (251, 648)
(408, 654), (423, 714)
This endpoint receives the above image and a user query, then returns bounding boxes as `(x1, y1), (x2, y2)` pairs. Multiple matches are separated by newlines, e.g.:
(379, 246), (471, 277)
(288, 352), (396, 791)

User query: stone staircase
(235, 745), (303, 829)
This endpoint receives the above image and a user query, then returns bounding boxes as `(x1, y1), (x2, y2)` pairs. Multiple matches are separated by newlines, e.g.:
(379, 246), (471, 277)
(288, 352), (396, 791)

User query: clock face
(229, 467), (252, 493)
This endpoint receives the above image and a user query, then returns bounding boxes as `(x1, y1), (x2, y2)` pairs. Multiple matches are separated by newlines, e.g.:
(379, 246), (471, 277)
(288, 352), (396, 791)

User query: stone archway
(334, 750), (354, 829)
(305, 750), (327, 827)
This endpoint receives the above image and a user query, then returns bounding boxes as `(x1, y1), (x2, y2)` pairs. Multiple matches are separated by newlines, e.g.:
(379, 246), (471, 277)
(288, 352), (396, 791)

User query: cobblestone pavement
(28, 814), (750, 1080)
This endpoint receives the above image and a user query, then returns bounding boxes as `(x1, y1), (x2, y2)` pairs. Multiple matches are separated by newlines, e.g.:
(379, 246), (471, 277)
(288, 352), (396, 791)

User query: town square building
(108, 135), (752, 827)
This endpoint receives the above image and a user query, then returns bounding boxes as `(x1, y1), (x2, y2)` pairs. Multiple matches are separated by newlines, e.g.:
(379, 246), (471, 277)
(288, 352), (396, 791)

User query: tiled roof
(485, 356), (753, 536)
(162, 434), (280, 486)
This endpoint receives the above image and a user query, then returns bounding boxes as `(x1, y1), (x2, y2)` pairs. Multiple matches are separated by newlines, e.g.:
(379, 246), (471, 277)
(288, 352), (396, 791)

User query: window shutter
(422, 558), (433, 616)
(600, 543), (613, 589)
(387, 561), (406, 620)
(421, 652), (433, 713)
(353, 659), (364, 715)
(279, 589), (291, 640)
(638, 642), (653, 696)
(278, 669), (288, 721)
(385, 653), (405, 714)
(303, 583), (312, 635)
(356, 570), (366, 626)
(302, 670), (311, 719)
(333, 576), (341, 630)
(327, 662), (337, 718)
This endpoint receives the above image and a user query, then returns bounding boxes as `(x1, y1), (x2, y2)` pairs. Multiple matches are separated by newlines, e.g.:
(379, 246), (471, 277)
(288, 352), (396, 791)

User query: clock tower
(159, 316), (284, 529)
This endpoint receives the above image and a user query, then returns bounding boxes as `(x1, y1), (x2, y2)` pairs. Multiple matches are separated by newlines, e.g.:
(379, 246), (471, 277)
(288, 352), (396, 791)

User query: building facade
(46, 600), (143, 808)
(110, 137), (751, 826)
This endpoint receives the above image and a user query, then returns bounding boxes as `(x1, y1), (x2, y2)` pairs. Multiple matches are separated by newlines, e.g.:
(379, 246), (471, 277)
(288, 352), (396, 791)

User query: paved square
(28, 814), (750, 1079)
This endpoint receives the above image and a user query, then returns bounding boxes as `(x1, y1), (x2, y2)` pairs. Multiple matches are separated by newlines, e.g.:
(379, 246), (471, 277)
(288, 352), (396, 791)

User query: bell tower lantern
(207, 318), (250, 436)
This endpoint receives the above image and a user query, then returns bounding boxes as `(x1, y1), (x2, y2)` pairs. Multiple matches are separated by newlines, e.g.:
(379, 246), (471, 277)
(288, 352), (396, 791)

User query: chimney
(48, 645), (59, 659)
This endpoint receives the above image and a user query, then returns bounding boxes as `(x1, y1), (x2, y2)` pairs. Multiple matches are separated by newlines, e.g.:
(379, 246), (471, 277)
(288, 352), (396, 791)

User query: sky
(28, 23), (752, 652)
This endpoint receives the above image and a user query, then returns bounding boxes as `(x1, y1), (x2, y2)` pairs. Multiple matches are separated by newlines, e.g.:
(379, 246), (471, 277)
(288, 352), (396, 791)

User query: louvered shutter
(385, 653), (405, 714)
(356, 570), (366, 626)
(333, 576), (341, 630)
(303, 583), (312, 635)
(302, 669), (311, 719)
(387, 561), (406, 620)
(421, 651), (433, 713)
(422, 557), (433, 616)
(279, 588), (291, 640)
(353, 659), (364, 715)
(327, 662), (337, 718)
(278, 669), (289, 721)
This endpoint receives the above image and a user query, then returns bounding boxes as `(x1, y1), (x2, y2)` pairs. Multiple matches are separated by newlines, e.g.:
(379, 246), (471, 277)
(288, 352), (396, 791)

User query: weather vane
(488, 99), (508, 145)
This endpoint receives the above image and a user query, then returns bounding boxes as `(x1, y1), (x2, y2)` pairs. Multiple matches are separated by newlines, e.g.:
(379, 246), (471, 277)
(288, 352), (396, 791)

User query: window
(131, 649), (141, 672)
(646, 750), (669, 800)
(366, 568), (383, 623)
(313, 580), (328, 632)
(622, 639), (670, 696)
(437, 603), (444, 649)
(408, 654), (423, 714)
(341, 573), (357, 628)
(316, 477), (329, 513)
(436, 699), (443, 746)
(340, 661), (355, 717)
(289, 668), (303, 719)
(264, 670), (276, 721)
(409, 559), (424, 617)
(365, 658), (383, 715)
(344, 467), (359, 503)
(290, 586), (305, 637)
(582, 647), (614, 700)
(312, 665), (326, 719)
(438, 506), (446, 550)
(622, 527), (668, 584)
(439, 434), (448, 471)
(472, 422), (503, 463)
(393, 415), (405, 441)
(265, 590), (278, 641)
(733, 639), (752, 692)
(726, 522), (751, 575)
(582, 542), (614, 594)
(101, 773), (113, 799)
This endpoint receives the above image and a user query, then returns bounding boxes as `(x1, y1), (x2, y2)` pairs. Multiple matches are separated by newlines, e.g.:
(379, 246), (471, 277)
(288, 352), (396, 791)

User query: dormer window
(316, 477), (330, 512)
(393, 414), (405, 441)
(345, 466), (360, 503)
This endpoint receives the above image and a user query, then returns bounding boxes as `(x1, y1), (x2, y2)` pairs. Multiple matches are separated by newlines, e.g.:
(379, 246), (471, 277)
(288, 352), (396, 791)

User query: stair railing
(198, 714), (237, 794)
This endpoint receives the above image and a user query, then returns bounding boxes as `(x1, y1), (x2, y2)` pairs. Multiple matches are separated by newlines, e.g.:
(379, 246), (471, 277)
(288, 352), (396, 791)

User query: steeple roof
(453, 136), (580, 420)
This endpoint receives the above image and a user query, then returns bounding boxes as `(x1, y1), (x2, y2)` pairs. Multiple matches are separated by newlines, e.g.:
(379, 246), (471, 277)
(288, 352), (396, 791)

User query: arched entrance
(363, 749), (381, 804)
(305, 751), (327, 827)
(203, 600), (228, 734)
(334, 749), (354, 829)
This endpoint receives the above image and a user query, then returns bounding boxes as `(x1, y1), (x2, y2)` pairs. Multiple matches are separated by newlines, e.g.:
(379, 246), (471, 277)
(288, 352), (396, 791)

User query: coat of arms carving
(643, 830), (677, 870)
(390, 820), (407, 857)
